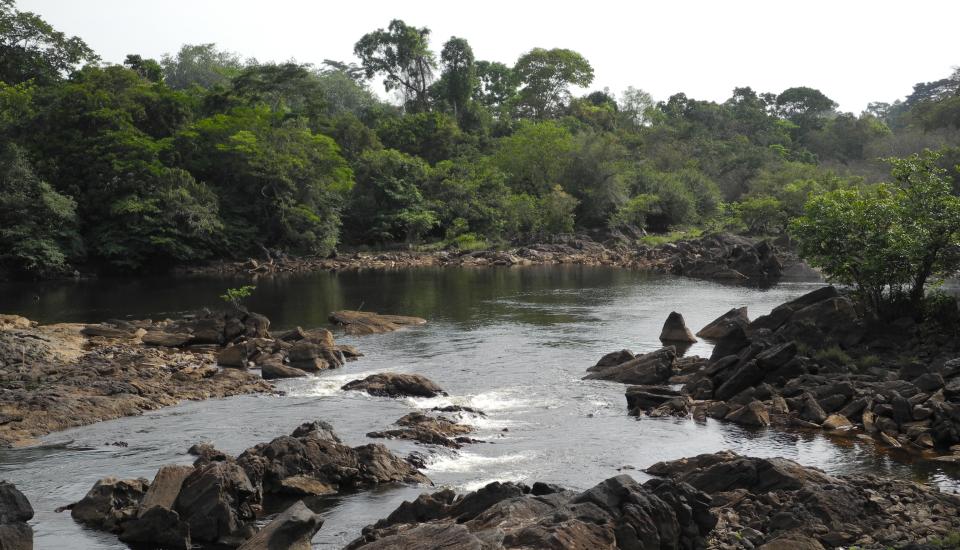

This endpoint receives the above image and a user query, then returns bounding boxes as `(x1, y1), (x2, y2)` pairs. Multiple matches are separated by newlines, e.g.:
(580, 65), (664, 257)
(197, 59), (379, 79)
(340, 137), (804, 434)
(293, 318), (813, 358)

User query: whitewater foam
(426, 451), (534, 474)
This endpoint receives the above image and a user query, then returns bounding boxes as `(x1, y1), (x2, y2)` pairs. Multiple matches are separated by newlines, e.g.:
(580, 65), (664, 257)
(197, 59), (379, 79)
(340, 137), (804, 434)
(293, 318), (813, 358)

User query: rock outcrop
(367, 411), (477, 449)
(584, 347), (678, 385)
(342, 373), (446, 398)
(346, 475), (715, 549)
(329, 310), (427, 335)
(0, 481), (33, 550)
(646, 451), (960, 548)
(65, 420), (429, 548)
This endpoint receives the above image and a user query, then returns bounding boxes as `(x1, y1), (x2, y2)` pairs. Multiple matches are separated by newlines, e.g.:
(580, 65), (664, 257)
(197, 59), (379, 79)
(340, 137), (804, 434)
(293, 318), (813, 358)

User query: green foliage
(346, 149), (436, 243)
(354, 19), (436, 112)
(0, 143), (78, 278)
(376, 111), (463, 164)
(514, 48), (594, 119)
(538, 185), (578, 234)
(220, 285), (256, 308)
(160, 43), (245, 90)
(813, 345), (852, 365)
(493, 120), (574, 195)
(791, 151), (960, 317)
(735, 196), (787, 235)
(0, 1), (98, 85)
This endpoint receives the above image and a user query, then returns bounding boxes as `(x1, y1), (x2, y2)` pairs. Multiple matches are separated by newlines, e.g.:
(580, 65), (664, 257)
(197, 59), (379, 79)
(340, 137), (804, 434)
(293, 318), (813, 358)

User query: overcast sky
(18, 0), (960, 113)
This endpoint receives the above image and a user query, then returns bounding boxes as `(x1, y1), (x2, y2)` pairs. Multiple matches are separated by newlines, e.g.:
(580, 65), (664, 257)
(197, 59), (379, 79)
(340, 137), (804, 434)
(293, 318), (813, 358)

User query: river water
(0, 266), (957, 549)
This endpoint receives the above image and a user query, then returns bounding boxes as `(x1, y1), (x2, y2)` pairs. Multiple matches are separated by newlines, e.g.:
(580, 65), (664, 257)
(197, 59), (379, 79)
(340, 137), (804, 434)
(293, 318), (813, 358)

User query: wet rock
(367, 412), (474, 448)
(329, 310), (426, 335)
(659, 311), (697, 343)
(584, 347), (676, 385)
(822, 414), (853, 430)
(626, 385), (683, 414)
(595, 349), (635, 368)
(70, 477), (150, 532)
(725, 400), (771, 427)
(709, 325), (750, 361)
(119, 506), (190, 550)
(697, 307), (749, 340)
(0, 481), (33, 550)
(237, 500), (323, 550)
(342, 373), (445, 398)
(236, 421), (429, 498)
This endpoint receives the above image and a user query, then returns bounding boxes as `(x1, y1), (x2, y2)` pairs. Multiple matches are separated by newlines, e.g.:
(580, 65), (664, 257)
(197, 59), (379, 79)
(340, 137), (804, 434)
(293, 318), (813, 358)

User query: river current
(0, 266), (957, 549)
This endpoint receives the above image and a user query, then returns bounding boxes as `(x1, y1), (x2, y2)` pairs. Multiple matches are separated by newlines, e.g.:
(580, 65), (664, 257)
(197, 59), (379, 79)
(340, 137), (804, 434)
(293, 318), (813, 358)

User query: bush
(735, 196), (787, 235)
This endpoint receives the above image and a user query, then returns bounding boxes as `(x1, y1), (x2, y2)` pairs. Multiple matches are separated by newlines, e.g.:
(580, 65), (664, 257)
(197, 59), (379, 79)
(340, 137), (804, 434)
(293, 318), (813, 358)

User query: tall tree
(0, 0), (98, 85)
(354, 19), (436, 112)
(513, 48), (594, 119)
(474, 60), (517, 110)
(160, 43), (246, 90)
(434, 37), (476, 120)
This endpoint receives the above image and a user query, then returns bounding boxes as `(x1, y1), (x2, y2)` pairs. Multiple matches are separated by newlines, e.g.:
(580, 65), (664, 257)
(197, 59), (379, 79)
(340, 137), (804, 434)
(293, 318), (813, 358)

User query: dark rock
(626, 385), (682, 414)
(756, 342), (797, 369)
(594, 349), (635, 369)
(725, 400), (771, 427)
(341, 373), (445, 398)
(709, 325), (750, 361)
(0, 481), (32, 550)
(119, 506), (190, 550)
(584, 347), (676, 385)
(173, 461), (256, 545)
(800, 392), (828, 424)
(244, 313), (271, 339)
(70, 477), (149, 532)
(659, 311), (697, 343)
(714, 360), (763, 401)
(236, 500), (323, 550)
(696, 307), (749, 340)
(141, 331), (192, 348)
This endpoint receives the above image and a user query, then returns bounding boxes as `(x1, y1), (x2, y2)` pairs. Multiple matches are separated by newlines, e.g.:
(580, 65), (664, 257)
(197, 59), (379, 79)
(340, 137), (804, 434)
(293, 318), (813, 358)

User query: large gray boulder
(584, 347), (676, 385)
(237, 500), (323, 550)
(659, 311), (697, 343)
(0, 482), (33, 550)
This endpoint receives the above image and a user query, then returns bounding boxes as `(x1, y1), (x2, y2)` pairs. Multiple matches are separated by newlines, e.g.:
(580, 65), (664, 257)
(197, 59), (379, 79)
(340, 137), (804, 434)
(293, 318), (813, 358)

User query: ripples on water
(0, 266), (957, 549)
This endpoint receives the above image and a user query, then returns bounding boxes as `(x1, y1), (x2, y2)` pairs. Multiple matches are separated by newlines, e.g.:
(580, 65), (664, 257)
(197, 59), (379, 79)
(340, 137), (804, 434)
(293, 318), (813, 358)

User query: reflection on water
(0, 266), (957, 549)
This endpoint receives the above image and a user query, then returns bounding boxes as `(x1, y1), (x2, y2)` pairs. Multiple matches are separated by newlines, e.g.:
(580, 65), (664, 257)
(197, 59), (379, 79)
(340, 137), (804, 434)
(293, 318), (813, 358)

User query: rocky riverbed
(0, 308), (376, 447)
(181, 233), (808, 287)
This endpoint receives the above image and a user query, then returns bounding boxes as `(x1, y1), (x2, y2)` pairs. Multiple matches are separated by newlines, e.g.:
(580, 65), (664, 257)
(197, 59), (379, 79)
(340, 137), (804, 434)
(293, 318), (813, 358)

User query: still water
(0, 266), (957, 549)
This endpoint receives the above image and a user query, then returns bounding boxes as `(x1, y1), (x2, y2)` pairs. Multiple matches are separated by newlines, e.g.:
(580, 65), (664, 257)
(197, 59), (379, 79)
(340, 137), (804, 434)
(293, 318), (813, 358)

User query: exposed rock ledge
(347, 451), (960, 549)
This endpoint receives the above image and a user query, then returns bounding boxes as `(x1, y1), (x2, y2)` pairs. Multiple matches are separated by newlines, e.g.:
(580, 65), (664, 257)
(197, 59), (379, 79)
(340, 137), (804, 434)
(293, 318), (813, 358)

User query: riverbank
(0, 307), (390, 448)
(180, 233), (810, 287)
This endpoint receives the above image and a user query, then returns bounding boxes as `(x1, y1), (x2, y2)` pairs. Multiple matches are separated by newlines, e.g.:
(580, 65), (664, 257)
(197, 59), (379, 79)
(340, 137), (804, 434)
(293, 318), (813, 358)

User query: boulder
(218, 344), (249, 368)
(141, 331), (192, 348)
(659, 311), (697, 343)
(70, 477), (149, 532)
(119, 506), (190, 550)
(822, 414), (854, 430)
(594, 349), (635, 369)
(0, 482), (33, 550)
(244, 313), (271, 339)
(583, 347), (676, 385)
(696, 307), (749, 340)
(342, 373), (445, 398)
(725, 400), (771, 427)
(138, 465), (194, 514)
(237, 500), (323, 550)
(261, 360), (309, 380)
(173, 462), (257, 545)
(626, 385), (683, 414)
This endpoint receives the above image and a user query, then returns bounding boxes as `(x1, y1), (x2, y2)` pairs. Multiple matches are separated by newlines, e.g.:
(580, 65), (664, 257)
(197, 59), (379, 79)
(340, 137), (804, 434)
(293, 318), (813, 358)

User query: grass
(858, 354), (881, 369)
(813, 345), (852, 365)
(637, 227), (705, 247)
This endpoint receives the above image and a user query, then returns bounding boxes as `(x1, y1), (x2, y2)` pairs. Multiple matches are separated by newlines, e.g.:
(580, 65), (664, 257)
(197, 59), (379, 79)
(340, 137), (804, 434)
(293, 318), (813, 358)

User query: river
(0, 266), (957, 549)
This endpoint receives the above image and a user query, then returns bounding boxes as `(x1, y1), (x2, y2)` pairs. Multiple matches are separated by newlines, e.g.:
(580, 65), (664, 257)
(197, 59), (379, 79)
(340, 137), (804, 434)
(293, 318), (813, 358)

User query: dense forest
(1, 0), (959, 280)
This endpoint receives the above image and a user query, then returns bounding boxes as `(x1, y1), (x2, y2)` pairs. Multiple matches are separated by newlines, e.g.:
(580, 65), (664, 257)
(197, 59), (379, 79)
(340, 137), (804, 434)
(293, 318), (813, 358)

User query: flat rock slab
(342, 373), (445, 398)
(329, 311), (426, 335)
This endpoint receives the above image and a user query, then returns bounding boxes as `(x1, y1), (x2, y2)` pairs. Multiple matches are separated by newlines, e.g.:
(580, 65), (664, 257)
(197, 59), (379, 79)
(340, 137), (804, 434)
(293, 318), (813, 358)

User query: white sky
(18, 0), (960, 113)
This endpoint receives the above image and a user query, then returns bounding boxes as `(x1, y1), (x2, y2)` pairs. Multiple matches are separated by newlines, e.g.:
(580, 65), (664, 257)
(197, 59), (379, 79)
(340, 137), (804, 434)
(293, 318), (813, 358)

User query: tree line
(1, 0), (960, 281)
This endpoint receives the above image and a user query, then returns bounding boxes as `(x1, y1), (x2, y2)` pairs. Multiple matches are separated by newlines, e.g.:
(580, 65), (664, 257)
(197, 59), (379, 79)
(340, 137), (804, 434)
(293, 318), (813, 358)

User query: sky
(17, 0), (960, 113)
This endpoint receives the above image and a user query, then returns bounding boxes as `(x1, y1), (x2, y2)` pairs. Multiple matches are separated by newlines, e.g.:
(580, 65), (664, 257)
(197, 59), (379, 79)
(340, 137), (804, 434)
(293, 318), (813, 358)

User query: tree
(474, 60), (517, 111)
(618, 86), (653, 127)
(177, 106), (353, 255)
(513, 48), (594, 119)
(0, 0), (98, 85)
(161, 43), (246, 90)
(354, 19), (436, 112)
(345, 148), (436, 243)
(735, 196), (786, 235)
(538, 185), (578, 234)
(775, 86), (837, 142)
(434, 37), (476, 120)
(790, 151), (960, 317)
(376, 111), (463, 165)
(123, 54), (162, 83)
(0, 143), (78, 278)
(492, 120), (574, 195)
